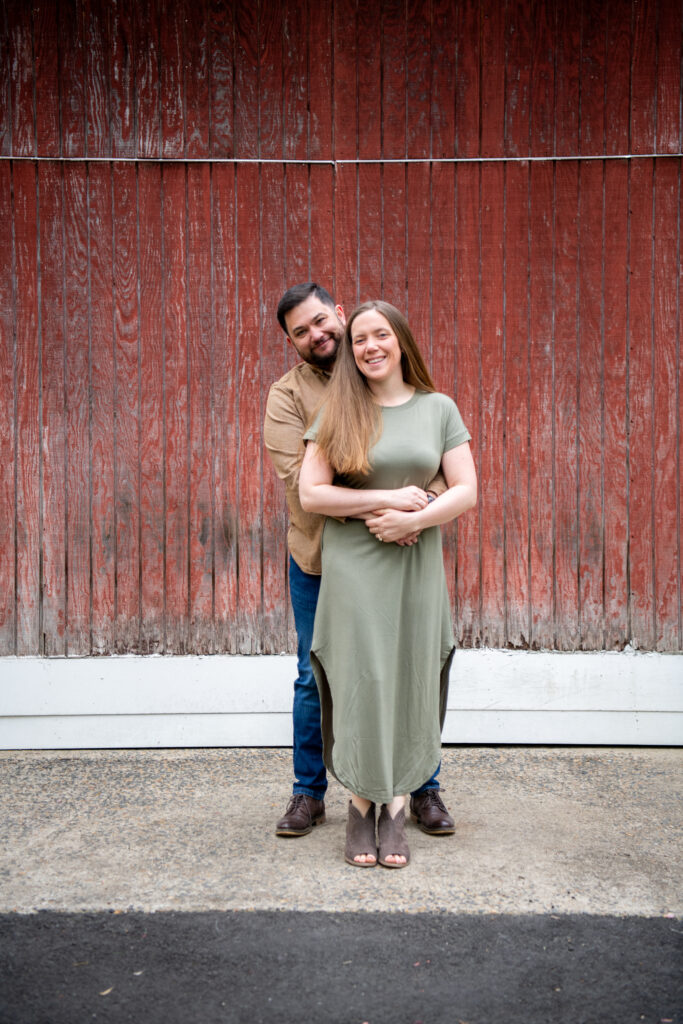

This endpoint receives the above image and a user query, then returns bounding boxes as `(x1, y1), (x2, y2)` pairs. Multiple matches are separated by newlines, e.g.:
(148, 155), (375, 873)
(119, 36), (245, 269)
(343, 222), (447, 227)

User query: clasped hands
(364, 485), (430, 547)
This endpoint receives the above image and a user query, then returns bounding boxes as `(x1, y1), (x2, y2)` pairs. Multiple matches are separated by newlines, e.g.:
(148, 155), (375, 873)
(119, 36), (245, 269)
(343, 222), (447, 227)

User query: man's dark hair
(276, 282), (336, 334)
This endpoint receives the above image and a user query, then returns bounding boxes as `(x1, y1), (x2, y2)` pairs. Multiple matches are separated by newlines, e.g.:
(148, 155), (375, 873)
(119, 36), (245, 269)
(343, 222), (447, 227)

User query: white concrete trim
(1, 650), (681, 749)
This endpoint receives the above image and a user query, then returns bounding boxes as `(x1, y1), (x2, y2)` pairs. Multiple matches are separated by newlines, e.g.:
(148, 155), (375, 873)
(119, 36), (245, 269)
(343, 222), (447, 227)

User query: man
(264, 282), (455, 838)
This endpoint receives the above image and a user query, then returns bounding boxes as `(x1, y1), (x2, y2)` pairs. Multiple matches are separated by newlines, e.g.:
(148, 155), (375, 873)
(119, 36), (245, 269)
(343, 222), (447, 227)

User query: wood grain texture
(528, 161), (555, 647)
(579, 0), (607, 155)
(454, 0), (480, 158)
(112, 163), (140, 651)
(628, 159), (656, 649)
(605, 0), (632, 156)
(503, 162), (531, 647)
(454, 163), (482, 645)
(33, 1), (60, 157)
(134, 0), (161, 158)
(209, 0), (234, 157)
(109, 0), (135, 158)
(0, 163), (15, 652)
(603, 161), (629, 648)
(88, 163), (115, 655)
(358, 163), (381, 299)
(59, 0), (87, 157)
(64, 164), (91, 654)
(14, 163), (40, 654)
(85, 0), (111, 157)
(656, 0), (683, 153)
(38, 163), (66, 654)
(138, 164), (165, 652)
(0, 2), (11, 155)
(631, 0), (657, 154)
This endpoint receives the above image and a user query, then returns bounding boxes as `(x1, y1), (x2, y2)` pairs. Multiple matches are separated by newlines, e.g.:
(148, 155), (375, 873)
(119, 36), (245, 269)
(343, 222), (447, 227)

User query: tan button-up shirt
(264, 361), (448, 576)
(264, 362), (330, 575)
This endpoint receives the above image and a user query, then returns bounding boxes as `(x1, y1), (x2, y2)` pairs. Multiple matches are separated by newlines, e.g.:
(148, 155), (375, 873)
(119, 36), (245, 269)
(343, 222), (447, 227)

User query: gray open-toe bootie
(377, 804), (411, 868)
(344, 801), (377, 867)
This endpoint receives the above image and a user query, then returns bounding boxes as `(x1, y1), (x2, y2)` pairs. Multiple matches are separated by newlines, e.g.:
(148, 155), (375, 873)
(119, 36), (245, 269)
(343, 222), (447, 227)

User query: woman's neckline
(373, 386), (418, 409)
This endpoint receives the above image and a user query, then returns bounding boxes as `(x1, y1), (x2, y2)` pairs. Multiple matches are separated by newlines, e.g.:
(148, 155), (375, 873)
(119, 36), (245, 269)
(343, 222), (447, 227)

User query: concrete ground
(1, 747), (681, 1023)
(0, 746), (680, 916)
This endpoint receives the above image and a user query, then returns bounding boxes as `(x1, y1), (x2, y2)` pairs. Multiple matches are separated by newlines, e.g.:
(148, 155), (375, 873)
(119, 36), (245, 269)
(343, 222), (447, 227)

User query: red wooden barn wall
(0, 0), (681, 655)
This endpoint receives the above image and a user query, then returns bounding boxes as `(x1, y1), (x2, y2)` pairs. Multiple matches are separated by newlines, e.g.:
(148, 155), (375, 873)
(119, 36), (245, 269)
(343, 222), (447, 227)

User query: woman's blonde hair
(313, 300), (436, 475)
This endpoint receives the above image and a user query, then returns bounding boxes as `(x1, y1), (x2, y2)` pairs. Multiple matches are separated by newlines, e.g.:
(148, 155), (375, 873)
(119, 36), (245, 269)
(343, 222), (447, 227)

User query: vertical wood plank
(430, 161), (456, 606)
(109, 0), (135, 158)
(358, 0), (382, 160)
(162, 164), (189, 652)
(13, 163), (40, 653)
(454, 162), (482, 645)
(431, 0), (456, 159)
(235, 163), (262, 651)
(405, 163), (431, 351)
(113, 163), (141, 651)
(504, 0), (532, 156)
(503, 162), (531, 647)
(628, 159), (656, 648)
(406, 0), (431, 158)
(652, 158), (680, 649)
(59, 0), (87, 157)
(334, 163), (358, 308)
(309, 164), (335, 287)
(307, 0), (332, 160)
(656, 0), (683, 153)
(234, 0), (259, 159)
(209, 0), (234, 157)
(0, 163), (16, 651)
(430, 162), (457, 606)
(605, 0), (632, 155)
(358, 164), (382, 299)
(33, 0), (60, 157)
(381, 163), (406, 309)
(480, 0), (506, 157)
(211, 163), (238, 652)
(38, 163), (66, 654)
(454, 0), (480, 158)
(8, 0), (34, 155)
(579, 0), (607, 155)
(603, 160), (629, 648)
(479, 162), (506, 647)
(64, 164), (91, 654)
(530, 0), (555, 156)
(260, 163), (289, 650)
(283, 0), (308, 160)
(381, 0), (406, 159)
(134, 0), (161, 158)
(554, 0), (581, 156)
(0, 2), (11, 154)
(528, 161), (554, 647)
(284, 163), (308, 287)
(630, 0), (657, 154)
(184, 0), (209, 158)
(88, 163), (115, 655)
(333, 0), (357, 160)
(85, 0), (111, 157)
(554, 160), (580, 649)
(138, 163), (165, 652)
(187, 163), (214, 652)
(577, 159), (605, 647)
(160, 0), (185, 158)
(259, 0), (283, 159)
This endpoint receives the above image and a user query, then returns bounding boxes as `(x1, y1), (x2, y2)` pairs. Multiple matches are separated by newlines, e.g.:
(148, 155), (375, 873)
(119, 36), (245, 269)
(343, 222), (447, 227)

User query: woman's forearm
(410, 483), (477, 530)
(301, 484), (402, 517)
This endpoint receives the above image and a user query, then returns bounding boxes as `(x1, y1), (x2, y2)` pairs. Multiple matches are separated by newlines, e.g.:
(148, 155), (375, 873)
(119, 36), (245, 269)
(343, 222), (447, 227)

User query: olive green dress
(305, 390), (471, 804)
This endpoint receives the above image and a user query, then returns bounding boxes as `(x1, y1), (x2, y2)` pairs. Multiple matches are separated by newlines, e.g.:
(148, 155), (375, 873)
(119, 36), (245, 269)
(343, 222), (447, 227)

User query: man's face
(283, 295), (345, 370)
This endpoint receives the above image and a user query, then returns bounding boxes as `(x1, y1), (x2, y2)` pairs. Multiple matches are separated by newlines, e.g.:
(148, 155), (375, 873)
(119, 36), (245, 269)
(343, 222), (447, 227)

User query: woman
(299, 301), (477, 868)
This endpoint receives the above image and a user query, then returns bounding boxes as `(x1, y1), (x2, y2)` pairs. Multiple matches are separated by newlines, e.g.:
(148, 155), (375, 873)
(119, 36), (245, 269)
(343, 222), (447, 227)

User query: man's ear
(335, 304), (346, 325)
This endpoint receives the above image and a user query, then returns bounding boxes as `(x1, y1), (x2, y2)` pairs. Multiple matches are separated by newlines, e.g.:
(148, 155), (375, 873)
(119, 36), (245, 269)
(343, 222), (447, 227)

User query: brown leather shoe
(410, 790), (455, 835)
(275, 794), (326, 837)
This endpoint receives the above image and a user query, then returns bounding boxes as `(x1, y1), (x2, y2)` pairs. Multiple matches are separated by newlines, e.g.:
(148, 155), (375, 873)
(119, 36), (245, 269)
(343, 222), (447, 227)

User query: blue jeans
(288, 555), (441, 800)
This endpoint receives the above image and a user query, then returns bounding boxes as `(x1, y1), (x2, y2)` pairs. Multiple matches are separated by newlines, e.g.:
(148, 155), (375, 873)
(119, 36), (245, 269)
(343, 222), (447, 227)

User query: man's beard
(306, 333), (341, 370)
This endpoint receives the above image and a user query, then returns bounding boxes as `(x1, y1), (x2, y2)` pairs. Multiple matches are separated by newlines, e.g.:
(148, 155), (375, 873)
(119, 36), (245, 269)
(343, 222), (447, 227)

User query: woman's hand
(365, 509), (420, 544)
(387, 486), (430, 511)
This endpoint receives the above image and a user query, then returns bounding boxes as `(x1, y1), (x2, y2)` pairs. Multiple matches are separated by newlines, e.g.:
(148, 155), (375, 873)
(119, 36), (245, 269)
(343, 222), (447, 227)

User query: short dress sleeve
(442, 395), (471, 453)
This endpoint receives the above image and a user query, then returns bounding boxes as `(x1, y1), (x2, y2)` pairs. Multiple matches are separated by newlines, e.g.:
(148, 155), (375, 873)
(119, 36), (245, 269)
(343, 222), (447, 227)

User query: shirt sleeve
(263, 383), (307, 491)
(443, 397), (471, 452)
(302, 411), (321, 444)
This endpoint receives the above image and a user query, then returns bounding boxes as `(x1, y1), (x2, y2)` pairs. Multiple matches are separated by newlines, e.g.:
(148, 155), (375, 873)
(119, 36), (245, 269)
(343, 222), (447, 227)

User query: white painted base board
(1, 650), (682, 749)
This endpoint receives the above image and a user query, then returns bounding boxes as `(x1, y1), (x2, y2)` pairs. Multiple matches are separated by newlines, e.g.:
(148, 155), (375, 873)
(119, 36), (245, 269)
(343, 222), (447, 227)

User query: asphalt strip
(1, 910), (681, 1024)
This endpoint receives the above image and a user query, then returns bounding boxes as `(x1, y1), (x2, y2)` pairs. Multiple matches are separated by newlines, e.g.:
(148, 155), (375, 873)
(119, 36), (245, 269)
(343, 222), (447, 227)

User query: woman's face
(350, 309), (403, 384)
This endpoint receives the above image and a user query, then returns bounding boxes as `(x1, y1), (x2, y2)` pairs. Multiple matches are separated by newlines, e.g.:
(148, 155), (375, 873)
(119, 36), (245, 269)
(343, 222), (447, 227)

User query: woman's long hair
(313, 300), (436, 476)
